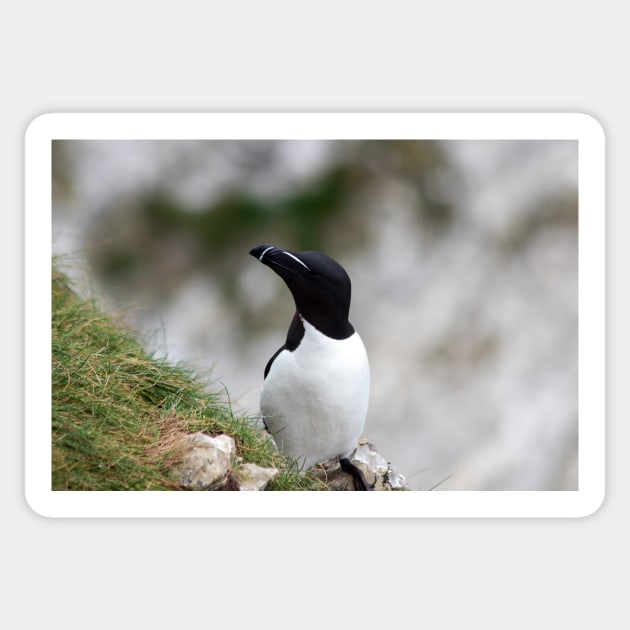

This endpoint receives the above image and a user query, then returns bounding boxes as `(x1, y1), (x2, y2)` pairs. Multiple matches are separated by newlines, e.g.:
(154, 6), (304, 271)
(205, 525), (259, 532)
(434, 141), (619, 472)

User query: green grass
(52, 263), (326, 491)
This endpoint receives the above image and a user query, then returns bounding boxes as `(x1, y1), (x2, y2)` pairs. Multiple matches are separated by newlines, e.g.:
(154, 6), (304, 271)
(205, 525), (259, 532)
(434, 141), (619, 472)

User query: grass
(52, 262), (326, 490)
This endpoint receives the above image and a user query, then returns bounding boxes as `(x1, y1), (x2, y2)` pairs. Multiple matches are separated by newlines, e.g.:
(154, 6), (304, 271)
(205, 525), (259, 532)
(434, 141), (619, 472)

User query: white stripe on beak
(282, 251), (311, 271)
(259, 246), (275, 262)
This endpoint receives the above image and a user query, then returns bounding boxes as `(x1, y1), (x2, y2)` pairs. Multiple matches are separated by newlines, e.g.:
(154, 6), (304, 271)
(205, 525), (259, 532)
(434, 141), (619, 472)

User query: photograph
(25, 113), (604, 517)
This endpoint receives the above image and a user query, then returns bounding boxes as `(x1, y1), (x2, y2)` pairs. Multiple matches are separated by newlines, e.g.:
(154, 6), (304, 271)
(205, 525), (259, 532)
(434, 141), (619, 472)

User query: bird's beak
(249, 245), (280, 262)
(249, 245), (311, 274)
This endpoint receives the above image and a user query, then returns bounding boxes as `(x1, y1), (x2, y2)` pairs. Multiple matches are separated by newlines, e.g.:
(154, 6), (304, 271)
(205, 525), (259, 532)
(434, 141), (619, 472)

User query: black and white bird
(249, 244), (371, 490)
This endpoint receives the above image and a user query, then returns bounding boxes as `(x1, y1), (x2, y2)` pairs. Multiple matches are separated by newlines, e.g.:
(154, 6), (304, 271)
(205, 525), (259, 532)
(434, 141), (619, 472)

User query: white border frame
(25, 113), (605, 518)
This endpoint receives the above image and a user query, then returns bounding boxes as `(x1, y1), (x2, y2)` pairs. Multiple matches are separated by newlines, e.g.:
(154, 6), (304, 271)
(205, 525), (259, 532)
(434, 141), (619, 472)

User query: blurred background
(51, 138), (578, 491)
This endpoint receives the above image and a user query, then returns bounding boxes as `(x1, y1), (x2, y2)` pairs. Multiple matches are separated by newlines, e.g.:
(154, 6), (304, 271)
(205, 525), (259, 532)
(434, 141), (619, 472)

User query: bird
(249, 244), (372, 490)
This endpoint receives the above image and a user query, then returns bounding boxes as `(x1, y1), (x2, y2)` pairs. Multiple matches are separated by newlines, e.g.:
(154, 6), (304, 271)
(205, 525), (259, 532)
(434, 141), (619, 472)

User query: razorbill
(249, 244), (371, 490)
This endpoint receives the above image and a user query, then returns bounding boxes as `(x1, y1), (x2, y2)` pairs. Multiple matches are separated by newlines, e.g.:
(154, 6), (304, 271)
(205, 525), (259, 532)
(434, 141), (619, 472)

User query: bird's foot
(339, 457), (372, 491)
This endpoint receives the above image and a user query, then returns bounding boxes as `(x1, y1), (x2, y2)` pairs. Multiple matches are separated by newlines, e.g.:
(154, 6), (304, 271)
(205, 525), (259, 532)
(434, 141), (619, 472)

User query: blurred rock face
(52, 139), (578, 491)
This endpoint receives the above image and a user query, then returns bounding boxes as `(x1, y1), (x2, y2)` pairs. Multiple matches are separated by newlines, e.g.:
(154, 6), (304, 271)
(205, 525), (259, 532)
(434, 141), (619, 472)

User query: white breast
(260, 318), (370, 469)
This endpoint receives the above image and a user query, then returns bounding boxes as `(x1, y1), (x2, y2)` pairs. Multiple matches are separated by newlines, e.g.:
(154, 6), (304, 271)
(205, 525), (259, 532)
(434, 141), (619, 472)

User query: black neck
(297, 309), (354, 340)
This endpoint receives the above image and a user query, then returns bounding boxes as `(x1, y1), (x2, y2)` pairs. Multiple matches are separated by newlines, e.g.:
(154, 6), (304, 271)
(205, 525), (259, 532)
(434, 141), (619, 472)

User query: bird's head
(249, 245), (354, 338)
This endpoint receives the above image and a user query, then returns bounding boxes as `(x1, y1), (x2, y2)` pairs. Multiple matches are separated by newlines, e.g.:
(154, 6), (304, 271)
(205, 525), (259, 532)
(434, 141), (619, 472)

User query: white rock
(171, 432), (236, 490)
(232, 463), (279, 491)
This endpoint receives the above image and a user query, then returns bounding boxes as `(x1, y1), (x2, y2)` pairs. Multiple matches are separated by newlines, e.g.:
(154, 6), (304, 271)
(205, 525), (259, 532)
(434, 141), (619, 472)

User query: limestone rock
(231, 462), (279, 491)
(170, 432), (236, 490)
(168, 430), (407, 492)
(310, 438), (410, 490)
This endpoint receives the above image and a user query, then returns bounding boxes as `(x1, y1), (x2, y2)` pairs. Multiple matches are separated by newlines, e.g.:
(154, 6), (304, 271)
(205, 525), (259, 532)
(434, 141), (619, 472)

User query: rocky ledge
(310, 438), (409, 490)
(169, 433), (409, 491)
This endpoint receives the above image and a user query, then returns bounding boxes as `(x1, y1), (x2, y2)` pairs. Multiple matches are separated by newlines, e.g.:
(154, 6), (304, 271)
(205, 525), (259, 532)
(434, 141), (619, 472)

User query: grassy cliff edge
(52, 264), (324, 490)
